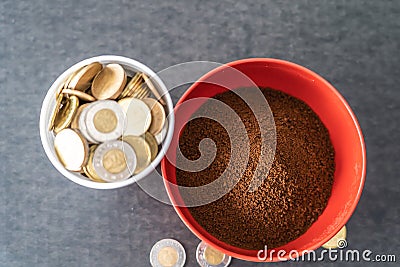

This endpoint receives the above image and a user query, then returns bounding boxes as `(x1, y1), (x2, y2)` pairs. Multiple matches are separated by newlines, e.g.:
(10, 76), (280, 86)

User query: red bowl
(161, 58), (366, 262)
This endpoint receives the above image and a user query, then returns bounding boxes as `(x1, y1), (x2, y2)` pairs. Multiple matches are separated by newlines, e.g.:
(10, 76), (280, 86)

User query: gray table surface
(1, 0), (399, 266)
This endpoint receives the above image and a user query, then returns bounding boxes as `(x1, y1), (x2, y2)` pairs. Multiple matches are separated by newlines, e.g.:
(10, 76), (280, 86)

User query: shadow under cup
(161, 58), (366, 262)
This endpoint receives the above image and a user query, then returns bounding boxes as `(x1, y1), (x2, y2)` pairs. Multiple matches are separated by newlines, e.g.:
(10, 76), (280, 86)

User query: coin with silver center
(92, 140), (136, 182)
(85, 100), (126, 143)
(118, 97), (151, 136)
(150, 239), (186, 267)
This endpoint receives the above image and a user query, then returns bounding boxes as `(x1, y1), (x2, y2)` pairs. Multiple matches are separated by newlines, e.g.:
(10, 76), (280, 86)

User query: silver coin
(196, 241), (231, 267)
(78, 102), (99, 144)
(155, 118), (168, 145)
(85, 100), (126, 143)
(92, 140), (136, 182)
(150, 239), (186, 267)
(118, 97), (151, 136)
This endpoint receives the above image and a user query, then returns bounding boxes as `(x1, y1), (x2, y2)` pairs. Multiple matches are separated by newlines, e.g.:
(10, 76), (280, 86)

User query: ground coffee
(176, 87), (335, 250)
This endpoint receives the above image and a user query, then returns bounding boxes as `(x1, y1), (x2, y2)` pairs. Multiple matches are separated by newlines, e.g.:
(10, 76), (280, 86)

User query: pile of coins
(50, 62), (168, 183)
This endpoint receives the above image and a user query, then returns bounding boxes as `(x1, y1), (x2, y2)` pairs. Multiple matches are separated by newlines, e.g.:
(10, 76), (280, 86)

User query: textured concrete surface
(1, 0), (399, 266)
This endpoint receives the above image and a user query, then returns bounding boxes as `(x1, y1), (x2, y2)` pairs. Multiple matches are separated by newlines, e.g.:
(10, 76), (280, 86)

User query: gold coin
(142, 72), (165, 105)
(63, 66), (84, 90)
(122, 74), (150, 99)
(55, 66), (83, 98)
(92, 64), (127, 100)
(83, 145), (106, 183)
(53, 95), (79, 133)
(70, 103), (90, 129)
(55, 79), (67, 99)
(144, 132), (158, 161)
(68, 62), (103, 91)
(122, 135), (151, 174)
(54, 128), (88, 172)
(93, 108), (117, 133)
(139, 87), (151, 99)
(131, 85), (150, 99)
(142, 98), (166, 135)
(119, 73), (144, 99)
(49, 93), (64, 131)
(102, 149), (127, 174)
(62, 88), (96, 102)
(157, 246), (178, 267)
(120, 74), (139, 97)
(322, 225), (347, 249)
(204, 245), (224, 265)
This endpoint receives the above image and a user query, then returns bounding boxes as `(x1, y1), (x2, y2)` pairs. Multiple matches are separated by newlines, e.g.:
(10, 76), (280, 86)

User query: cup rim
(161, 58), (366, 262)
(40, 55), (175, 189)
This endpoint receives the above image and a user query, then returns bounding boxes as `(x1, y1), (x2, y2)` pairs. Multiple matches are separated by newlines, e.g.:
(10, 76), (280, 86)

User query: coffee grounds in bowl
(176, 87), (335, 250)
